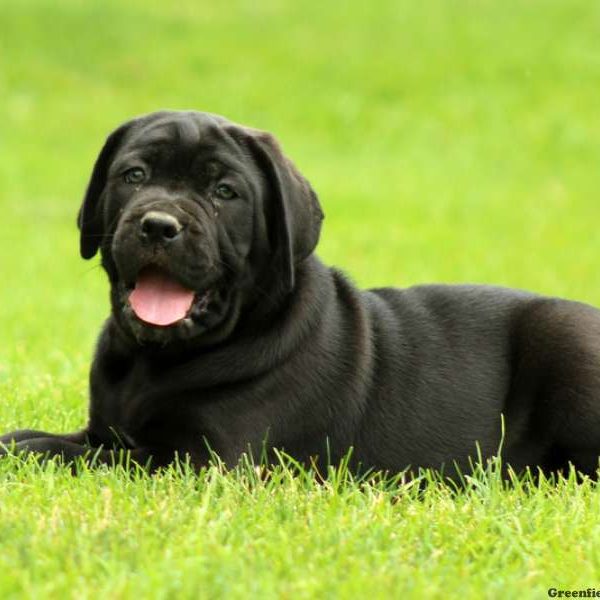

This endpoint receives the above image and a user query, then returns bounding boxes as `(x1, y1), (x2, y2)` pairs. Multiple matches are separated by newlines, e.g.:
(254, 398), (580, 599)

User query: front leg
(0, 429), (89, 445)
(0, 428), (92, 463)
(1, 435), (194, 472)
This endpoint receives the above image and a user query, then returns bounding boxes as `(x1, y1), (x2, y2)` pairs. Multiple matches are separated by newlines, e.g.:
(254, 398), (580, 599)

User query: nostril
(162, 222), (179, 240)
(140, 211), (183, 243)
(141, 219), (153, 236)
(141, 218), (176, 238)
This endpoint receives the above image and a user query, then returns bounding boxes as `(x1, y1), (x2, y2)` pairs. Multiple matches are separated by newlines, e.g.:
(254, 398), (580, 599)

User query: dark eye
(214, 183), (237, 200)
(123, 167), (146, 184)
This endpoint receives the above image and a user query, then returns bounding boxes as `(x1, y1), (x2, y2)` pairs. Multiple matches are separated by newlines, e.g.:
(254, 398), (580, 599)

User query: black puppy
(2, 111), (600, 478)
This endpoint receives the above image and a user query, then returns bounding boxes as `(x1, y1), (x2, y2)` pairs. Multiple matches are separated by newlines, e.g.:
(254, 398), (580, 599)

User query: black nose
(139, 211), (182, 243)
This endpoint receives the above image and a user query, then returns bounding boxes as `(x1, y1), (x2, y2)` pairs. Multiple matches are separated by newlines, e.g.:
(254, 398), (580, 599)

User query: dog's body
(3, 111), (600, 477)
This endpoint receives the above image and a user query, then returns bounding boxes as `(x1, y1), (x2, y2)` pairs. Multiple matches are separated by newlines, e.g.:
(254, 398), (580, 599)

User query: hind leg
(514, 298), (600, 477)
(545, 378), (600, 478)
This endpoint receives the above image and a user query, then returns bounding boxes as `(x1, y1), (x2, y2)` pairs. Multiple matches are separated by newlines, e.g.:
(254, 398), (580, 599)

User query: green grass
(1, 0), (599, 596)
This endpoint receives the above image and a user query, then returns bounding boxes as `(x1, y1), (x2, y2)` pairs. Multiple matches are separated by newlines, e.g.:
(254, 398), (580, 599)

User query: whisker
(80, 263), (104, 276)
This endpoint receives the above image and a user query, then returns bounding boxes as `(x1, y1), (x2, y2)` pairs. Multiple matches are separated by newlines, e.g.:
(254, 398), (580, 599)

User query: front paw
(0, 438), (61, 460)
(0, 429), (51, 445)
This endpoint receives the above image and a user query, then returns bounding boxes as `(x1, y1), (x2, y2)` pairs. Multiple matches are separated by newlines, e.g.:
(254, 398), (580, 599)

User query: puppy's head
(78, 111), (323, 346)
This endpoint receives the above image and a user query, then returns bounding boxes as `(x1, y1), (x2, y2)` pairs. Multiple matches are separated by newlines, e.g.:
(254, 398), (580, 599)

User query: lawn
(1, 0), (600, 597)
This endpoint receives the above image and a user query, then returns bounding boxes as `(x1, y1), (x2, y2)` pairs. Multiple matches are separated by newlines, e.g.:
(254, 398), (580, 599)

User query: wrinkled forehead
(120, 112), (247, 162)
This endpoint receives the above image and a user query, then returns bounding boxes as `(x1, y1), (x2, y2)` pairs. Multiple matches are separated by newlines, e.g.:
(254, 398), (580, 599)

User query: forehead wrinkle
(120, 117), (251, 174)
(126, 116), (195, 147)
(127, 117), (235, 149)
(175, 118), (200, 147)
(125, 121), (175, 150)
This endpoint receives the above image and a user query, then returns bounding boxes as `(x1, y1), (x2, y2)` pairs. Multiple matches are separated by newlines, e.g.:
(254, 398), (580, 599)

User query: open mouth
(128, 266), (211, 327)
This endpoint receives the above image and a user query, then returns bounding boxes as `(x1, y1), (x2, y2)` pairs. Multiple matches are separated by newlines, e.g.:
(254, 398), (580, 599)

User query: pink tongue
(129, 269), (195, 326)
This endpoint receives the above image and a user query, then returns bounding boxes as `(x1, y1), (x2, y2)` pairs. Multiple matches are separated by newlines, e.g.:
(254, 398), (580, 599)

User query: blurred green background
(2, 0), (599, 431)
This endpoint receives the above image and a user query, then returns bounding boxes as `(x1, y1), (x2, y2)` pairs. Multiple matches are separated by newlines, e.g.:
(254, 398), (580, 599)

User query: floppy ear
(77, 121), (133, 259)
(245, 131), (324, 291)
